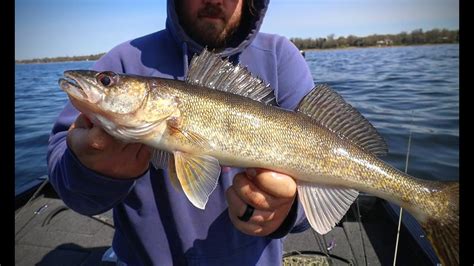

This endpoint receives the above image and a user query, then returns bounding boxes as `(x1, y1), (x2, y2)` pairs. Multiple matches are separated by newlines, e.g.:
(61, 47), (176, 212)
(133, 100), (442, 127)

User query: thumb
(67, 113), (96, 154)
(69, 113), (93, 130)
(67, 125), (92, 155)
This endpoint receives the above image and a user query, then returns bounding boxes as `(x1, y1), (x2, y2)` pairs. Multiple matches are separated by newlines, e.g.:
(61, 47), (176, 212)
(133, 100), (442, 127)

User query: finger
(226, 185), (246, 218)
(67, 114), (94, 153)
(136, 145), (153, 162)
(119, 144), (152, 176)
(122, 142), (143, 154)
(67, 126), (90, 155)
(232, 173), (277, 210)
(75, 113), (93, 129)
(122, 143), (152, 167)
(226, 185), (275, 224)
(226, 187), (266, 235)
(247, 168), (297, 199)
(69, 114), (91, 132)
(229, 213), (264, 236)
(87, 126), (125, 151)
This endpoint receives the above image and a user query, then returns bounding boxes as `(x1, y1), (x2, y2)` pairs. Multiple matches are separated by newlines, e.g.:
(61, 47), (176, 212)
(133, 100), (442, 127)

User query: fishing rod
(393, 116), (414, 266)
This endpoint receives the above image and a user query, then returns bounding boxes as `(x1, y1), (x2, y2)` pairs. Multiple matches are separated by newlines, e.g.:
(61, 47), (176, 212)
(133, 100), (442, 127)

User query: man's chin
(197, 36), (226, 49)
(196, 20), (225, 33)
(191, 27), (225, 46)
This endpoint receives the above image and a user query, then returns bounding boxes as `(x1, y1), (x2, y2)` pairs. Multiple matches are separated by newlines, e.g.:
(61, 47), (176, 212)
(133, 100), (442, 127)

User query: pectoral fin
(150, 149), (182, 192)
(173, 151), (221, 209)
(167, 118), (213, 149)
(297, 181), (358, 234)
(167, 153), (183, 193)
(150, 149), (171, 170)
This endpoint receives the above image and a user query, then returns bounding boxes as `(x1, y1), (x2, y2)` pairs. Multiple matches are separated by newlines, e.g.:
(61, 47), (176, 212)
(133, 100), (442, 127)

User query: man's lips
(199, 15), (224, 21)
(200, 17), (223, 22)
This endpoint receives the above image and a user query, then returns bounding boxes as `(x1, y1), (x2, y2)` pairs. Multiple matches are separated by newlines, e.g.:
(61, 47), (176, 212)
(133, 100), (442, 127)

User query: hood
(166, 0), (269, 58)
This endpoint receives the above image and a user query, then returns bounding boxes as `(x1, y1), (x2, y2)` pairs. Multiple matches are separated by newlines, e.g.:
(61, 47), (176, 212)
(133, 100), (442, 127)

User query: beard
(179, 3), (242, 49)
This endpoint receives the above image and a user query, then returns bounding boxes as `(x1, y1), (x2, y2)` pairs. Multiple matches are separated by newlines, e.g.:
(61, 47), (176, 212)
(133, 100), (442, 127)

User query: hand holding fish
(226, 168), (296, 236)
(67, 113), (152, 179)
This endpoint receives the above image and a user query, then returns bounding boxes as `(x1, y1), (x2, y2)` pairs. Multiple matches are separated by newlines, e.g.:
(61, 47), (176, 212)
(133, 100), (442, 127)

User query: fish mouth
(58, 71), (89, 100)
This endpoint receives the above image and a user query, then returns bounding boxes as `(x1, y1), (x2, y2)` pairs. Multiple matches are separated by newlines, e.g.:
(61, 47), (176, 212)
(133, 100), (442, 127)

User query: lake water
(14, 44), (459, 194)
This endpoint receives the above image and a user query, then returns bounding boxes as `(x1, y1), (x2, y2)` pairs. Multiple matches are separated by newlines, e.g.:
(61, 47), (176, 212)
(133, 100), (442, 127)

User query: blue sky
(15, 0), (459, 60)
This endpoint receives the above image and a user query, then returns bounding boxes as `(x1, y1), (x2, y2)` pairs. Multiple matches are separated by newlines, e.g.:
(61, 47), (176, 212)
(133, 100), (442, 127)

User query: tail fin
(421, 182), (459, 265)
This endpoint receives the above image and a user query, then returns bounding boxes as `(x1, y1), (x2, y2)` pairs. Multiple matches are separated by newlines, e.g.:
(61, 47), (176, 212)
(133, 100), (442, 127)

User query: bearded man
(48, 0), (314, 264)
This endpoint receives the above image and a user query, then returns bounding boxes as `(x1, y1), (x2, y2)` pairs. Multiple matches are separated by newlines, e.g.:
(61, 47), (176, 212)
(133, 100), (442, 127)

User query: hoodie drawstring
(181, 41), (243, 78)
(182, 42), (189, 78)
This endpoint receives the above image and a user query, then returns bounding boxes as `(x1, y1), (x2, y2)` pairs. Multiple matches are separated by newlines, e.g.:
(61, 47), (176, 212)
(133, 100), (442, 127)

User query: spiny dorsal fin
(297, 84), (388, 156)
(186, 49), (277, 105)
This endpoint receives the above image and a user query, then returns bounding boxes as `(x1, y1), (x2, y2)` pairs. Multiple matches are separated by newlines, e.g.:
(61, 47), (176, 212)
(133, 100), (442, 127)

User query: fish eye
(96, 72), (118, 87)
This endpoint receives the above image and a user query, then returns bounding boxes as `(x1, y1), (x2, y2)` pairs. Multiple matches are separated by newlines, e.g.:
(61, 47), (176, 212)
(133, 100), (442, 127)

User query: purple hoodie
(47, 0), (315, 265)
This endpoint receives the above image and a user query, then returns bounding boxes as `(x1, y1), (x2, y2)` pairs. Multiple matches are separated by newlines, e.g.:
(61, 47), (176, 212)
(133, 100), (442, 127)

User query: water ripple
(15, 61), (94, 191)
(307, 44), (459, 181)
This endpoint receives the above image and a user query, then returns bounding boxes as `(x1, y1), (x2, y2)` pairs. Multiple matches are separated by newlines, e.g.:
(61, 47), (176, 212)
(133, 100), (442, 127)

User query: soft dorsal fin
(297, 84), (388, 156)
(186, 49), (277, 105)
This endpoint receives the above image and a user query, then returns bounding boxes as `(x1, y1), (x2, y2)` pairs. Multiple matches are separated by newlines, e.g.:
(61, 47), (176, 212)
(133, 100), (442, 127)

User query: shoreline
(15, 43), (458, 64)
(301, 43), (457, 52)
(15, 60), (97, 65)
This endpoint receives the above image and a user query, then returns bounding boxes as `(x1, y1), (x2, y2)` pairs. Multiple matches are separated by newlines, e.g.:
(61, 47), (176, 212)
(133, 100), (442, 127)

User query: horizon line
(16, 27), (459, 62)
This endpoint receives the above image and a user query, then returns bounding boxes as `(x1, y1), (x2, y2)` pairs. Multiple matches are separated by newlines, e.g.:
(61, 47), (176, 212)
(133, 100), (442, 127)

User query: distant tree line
(16, 28), (458, 64)
(290, 28), (458, 50)
(15, 53), (106, 64)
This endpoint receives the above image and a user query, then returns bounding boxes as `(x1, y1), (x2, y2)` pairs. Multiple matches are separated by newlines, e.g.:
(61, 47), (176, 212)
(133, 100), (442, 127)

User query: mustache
(198, 4), (225, 19)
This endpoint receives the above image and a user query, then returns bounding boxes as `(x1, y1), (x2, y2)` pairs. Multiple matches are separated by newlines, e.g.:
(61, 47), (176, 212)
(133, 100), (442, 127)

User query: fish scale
(148, 78), (453, 229)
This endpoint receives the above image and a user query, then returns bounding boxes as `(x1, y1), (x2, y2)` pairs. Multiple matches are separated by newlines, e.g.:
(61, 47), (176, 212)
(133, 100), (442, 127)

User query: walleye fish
(59, 50), (459, 265)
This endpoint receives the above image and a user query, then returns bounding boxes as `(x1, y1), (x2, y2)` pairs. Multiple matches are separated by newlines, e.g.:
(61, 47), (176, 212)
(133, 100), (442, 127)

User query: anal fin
(297, 181), (359, 234)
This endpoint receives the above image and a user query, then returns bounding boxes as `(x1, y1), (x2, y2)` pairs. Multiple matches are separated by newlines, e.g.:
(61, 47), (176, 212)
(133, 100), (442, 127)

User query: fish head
(59, 70), (178, 140)
(59, 70), (152, 114)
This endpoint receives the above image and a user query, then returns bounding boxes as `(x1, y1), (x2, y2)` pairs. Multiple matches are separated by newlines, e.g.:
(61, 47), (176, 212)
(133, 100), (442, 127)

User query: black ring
(238, 204), (255, 222)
